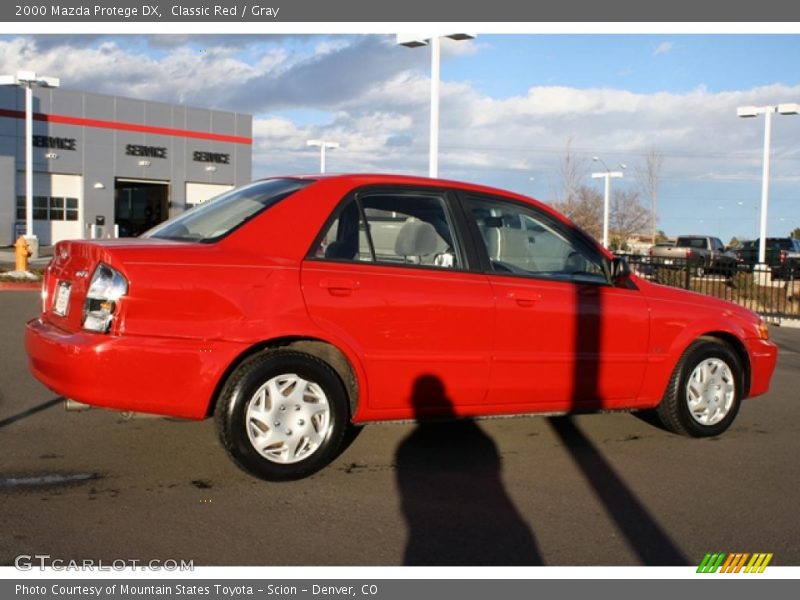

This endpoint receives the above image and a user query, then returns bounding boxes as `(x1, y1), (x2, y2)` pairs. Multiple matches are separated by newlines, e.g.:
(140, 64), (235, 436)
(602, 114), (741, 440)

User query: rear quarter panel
(113, 179), (350, 342)
(107, 180), (373, 416)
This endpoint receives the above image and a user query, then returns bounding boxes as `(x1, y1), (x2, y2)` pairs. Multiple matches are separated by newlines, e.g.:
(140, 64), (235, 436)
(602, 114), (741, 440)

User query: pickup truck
(736, 238), (800, 279)
(649, 235), (736, 277)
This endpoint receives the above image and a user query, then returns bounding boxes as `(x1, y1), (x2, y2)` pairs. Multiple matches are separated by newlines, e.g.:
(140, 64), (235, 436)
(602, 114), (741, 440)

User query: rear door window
(312, 190), (463, 270)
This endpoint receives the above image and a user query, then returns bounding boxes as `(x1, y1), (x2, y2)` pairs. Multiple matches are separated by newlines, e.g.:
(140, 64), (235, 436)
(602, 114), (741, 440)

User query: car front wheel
(656, 339), (743, 437)
(214, 349), (349, 481)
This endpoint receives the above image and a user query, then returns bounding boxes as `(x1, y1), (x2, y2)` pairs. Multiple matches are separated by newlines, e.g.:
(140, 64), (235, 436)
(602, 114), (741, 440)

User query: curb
(0, 282), (40, 291)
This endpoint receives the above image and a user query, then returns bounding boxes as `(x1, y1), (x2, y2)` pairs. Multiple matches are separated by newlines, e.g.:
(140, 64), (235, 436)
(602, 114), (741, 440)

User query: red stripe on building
(0, 109), (252, 145)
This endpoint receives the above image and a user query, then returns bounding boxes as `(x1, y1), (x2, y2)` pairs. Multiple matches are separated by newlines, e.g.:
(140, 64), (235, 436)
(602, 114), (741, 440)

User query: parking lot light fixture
(737, 103), (798, 265)
(397, 33), (476, 178)
(591, 157), (625, 249)
(306, 139), (339, 174)
(0, 71), (60, 253)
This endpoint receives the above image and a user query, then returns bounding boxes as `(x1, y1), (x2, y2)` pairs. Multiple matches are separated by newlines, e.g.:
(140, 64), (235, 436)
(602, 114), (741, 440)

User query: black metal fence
(621, 254), (800, 321)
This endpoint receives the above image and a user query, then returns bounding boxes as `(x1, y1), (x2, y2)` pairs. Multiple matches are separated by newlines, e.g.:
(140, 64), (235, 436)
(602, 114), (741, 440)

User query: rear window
(676, 237), (707, 249)
(144, 178), (312, 242)
(770, 239), (794, 250)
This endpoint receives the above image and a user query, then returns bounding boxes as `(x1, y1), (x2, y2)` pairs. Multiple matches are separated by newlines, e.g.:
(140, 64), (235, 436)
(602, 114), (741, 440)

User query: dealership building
(0, 86), (252, 246)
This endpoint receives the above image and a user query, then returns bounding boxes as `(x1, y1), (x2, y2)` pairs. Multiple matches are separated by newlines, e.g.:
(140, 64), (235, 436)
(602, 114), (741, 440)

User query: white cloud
(3, 35), (799, 199)
(653, 41), (674, 56)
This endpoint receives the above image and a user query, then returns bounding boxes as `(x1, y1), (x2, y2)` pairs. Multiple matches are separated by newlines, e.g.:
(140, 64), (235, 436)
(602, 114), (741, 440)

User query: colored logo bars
(697, 552), (773, 573)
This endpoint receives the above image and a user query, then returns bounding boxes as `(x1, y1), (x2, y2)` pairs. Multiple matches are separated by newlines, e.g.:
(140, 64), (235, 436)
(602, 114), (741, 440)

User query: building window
(33, 196), (48, 220)
(66, 197), (78, 221)
(49, 197), (64, 220)
(16, 196), (79, 221)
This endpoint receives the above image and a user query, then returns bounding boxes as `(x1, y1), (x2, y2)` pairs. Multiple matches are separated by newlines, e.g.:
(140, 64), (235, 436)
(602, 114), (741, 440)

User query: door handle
(507, 290), (542, 307)
(319, 278), (358, 296)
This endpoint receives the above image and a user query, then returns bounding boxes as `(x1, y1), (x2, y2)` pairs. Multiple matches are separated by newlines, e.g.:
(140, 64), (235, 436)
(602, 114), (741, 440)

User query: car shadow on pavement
(556, 281), (687, 565)
(548, 416), (687, 565)
(0, 396), (63, 430)
(395, 374), (543, 566)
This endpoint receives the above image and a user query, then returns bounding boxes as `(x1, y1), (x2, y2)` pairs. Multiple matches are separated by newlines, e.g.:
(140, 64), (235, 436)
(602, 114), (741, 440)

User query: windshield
(144, 178), (312, 242)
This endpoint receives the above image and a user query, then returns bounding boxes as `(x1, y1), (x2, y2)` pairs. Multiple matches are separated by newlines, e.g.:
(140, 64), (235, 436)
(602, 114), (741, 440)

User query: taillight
(736, 250), (743, 260)
(82, 264), (128, 333)
(780, 250), (787, 264)
(686, 249), (693, 258)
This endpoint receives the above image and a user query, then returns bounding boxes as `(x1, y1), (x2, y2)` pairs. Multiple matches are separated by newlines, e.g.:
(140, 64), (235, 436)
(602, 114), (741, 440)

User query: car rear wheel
(655, 339), (742, 437)
(214, 350), (349, 481)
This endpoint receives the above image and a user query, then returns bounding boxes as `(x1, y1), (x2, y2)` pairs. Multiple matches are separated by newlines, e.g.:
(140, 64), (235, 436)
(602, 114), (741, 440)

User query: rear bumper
(745, 337), (778, 399)
(25, 317), (246, 419)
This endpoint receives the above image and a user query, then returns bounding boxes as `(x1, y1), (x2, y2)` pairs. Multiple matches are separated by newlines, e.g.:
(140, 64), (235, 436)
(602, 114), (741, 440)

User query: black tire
(655, 339), (743, 437)
(695, 264), (705, 278)
(214, 349), (350, 481)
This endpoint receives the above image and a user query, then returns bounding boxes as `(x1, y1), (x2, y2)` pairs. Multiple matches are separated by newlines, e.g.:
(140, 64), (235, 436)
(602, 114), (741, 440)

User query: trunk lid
(41, 238), (198, 333)
(43, 240), (108, 332)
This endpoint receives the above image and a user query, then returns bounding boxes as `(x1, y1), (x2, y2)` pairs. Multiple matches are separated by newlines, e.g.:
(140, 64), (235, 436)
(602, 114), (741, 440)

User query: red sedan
(26, 175), (778, 480)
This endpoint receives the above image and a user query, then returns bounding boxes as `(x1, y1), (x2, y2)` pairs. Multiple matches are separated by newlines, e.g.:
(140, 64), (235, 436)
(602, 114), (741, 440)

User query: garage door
(16, 172), (82, 246)
(186, 182), (234, 206)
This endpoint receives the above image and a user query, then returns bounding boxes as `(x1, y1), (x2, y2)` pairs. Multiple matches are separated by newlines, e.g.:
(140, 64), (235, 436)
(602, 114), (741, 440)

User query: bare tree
(552, 185), (603, 240)
(555, 137), (589, 204)
(635, 149), (664, 245)
(552, 140), (654, 247)
(610, 189), (652, 247)
(554, 186), (653, 249)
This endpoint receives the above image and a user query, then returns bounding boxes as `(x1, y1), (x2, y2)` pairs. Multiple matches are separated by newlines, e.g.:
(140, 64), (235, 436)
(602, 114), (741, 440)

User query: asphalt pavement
(1, 290), (798, 566)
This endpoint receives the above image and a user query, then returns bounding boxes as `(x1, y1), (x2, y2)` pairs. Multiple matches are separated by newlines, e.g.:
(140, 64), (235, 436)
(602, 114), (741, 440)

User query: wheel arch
(642, 325), (754, 409)
(205, 336), (361, 419)
(696, 331), (751, 398)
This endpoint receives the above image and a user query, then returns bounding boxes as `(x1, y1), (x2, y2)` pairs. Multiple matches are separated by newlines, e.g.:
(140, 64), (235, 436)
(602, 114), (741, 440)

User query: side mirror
(610, 257), (631, 281)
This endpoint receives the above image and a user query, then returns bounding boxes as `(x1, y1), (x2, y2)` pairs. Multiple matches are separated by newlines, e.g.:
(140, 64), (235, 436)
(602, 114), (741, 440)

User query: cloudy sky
(2, 33), (799, 242)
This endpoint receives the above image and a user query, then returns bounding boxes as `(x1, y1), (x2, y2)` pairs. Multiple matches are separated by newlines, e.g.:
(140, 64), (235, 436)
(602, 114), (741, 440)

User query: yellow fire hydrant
(14, 235), (31, 272)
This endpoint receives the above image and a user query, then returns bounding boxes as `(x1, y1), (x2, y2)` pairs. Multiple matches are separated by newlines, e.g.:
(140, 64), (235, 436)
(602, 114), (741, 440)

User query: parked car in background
(649, 235), (737, 276)
(25, 175), (778, 481)
(736, 238), (800, 279)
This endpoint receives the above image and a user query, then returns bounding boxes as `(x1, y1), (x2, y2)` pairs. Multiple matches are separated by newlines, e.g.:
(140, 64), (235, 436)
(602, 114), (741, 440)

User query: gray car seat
(394, 220), (439, 263)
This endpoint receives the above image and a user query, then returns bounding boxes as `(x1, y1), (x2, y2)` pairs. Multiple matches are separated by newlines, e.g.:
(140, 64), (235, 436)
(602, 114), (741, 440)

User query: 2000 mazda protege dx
(26, 175), (778, 480)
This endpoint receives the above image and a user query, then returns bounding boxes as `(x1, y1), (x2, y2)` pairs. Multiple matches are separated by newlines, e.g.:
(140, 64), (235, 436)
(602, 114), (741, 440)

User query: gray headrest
(395, 220), (439, 256)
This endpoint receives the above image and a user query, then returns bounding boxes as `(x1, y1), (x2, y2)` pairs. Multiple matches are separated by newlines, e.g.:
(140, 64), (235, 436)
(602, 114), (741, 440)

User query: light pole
(737, 103), (799, 265)
(397, 33), (475, 178)
(0, 71), (60, 255)
(306, 139), (339, 174)
(591, 157), (625, 248)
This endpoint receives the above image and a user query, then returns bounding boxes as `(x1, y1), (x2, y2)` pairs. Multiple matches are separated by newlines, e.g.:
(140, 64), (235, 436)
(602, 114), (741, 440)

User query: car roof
(263, 172), (574, 222)
(269, 173), (534, 198)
